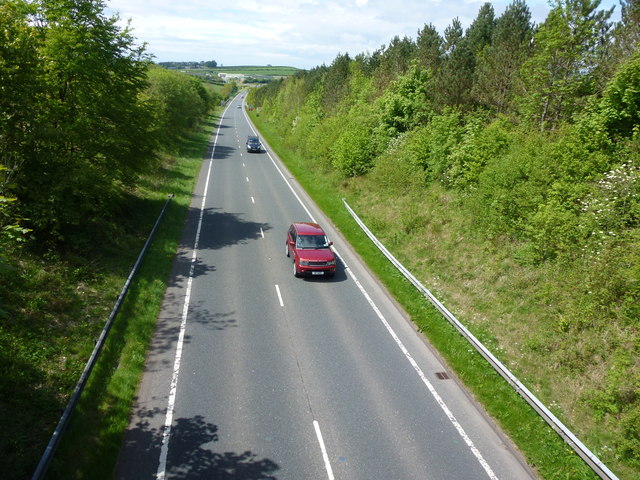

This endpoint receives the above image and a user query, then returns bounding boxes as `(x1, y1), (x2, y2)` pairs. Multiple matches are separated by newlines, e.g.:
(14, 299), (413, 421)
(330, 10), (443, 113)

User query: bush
(447, 115), (512, 189)
(331, 119), (376, 177)
(304, 115), (344, 172)
(599, 51), (640, 141)
(375, 64), (433, 137)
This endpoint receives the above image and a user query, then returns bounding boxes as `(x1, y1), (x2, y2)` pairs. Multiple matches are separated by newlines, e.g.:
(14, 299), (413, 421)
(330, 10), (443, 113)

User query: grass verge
(250, 112), (599, 479)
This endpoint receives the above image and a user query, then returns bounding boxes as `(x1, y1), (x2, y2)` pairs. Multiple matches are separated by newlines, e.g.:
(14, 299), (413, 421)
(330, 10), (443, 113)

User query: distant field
(193, 66), (301, 76)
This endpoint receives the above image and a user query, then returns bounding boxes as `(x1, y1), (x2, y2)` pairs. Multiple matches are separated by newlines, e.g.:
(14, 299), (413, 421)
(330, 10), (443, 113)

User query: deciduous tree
(376, 63), (432, 137)
(0, 0), (40, 195)
(0, 0), (164, 246)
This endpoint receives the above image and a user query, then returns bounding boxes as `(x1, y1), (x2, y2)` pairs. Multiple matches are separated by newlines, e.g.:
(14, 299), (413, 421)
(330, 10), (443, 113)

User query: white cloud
(105, 0), (620, 69)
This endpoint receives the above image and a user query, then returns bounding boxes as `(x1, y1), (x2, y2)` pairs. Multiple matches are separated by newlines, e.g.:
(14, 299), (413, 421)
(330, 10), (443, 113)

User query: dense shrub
(331, 117), (377, 177)
(412, 111), (463, 182)
(599, 51), (640, 140)
(375, 64), (433, 137)
(446, 115), (512, 188)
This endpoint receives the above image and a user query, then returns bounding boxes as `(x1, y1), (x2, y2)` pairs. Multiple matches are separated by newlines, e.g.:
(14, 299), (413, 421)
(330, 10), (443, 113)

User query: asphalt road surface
(116, 94), (537, 480)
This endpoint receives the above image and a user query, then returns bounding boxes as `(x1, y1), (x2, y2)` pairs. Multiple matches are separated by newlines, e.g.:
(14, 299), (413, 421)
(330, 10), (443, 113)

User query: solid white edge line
(314, 420), (335, 480)
(275, 284), (284, 307)
(338, 252), (498, 480)
(265, 151), (316, 222)
(156, 100), (234, 480)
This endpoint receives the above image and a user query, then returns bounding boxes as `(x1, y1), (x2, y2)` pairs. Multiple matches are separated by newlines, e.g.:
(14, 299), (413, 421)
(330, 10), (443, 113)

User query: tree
(146, 66), (213, 146)
(616, 0), (640, 59)
(434, 18), (475, 109)
(0, 0), (41, 196)
(592, 50), (640, 140)
(473, 0), (534, 114)
(465, 2), (496, 55)
(519, 0), (614, 130)
(353, 51), (379, 77)
(373, 35), (417, 88)
(415, 23), (443, 73)
(331, 119), (376, 177)
(597, 0), (640, 87)
(8, 0), (158, 245)
(376, 63), (432, 137)
(320, 53), (352, 114)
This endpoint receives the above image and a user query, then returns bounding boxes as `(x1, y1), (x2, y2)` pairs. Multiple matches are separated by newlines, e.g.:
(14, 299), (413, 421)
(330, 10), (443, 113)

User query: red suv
(286, 222), (336, 278)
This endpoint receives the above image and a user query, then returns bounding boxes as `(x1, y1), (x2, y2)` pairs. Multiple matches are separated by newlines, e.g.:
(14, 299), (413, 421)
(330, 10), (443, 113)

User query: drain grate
(435, 371), (450, 380)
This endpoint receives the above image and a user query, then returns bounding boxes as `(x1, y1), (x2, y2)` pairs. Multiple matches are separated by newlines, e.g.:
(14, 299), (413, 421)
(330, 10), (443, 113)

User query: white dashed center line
(275, 284), (284, 307)
(314, 420), (335, 480)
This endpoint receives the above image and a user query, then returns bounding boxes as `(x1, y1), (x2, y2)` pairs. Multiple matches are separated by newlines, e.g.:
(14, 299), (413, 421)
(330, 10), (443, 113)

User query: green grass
(182, 66), (299, 78)
(204, 66), (300, 76)
(202, 80), (226, 96)
(4, 114), (221, 480)
(249, 112), (600, 479)
(1, 251), (125, 478)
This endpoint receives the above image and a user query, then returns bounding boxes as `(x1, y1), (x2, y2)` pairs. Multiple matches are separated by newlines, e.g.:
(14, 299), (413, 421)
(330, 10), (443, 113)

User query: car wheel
(293, 261), (300, 278)
(285, 243), (290, 257)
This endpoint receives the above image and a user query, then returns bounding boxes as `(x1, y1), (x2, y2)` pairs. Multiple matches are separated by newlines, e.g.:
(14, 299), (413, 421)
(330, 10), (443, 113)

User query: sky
(105, 0), (621, 70)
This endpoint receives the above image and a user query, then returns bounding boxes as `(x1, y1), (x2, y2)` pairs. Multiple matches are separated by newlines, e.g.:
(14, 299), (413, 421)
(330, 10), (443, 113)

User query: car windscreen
(296, 234), (329, 249)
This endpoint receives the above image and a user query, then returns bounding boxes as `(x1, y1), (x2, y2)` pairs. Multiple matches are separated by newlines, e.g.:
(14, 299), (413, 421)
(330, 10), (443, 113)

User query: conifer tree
(415, 23), (443, 73)
(473, 0), (533, 114)
(519, 0), (613, 129)
(374, 35), (416, 88)
(435, 18), (475, 109)
(465, 2), (496, 55)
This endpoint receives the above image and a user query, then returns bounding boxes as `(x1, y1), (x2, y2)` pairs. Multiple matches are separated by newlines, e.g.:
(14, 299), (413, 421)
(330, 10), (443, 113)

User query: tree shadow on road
(197, 208), (271, 252)
(145, 208), (267, 368)
(169, 415), (279, 480)
(167, 208), (270, 287)
(118, 407), (279, 480)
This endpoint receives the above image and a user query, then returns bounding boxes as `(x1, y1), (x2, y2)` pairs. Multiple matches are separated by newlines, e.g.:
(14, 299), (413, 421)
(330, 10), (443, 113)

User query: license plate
(311, 271), (324, 275)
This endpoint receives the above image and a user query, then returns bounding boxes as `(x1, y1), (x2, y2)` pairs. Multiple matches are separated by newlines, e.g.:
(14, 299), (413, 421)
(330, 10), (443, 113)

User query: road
(116, 94), (536, 480)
